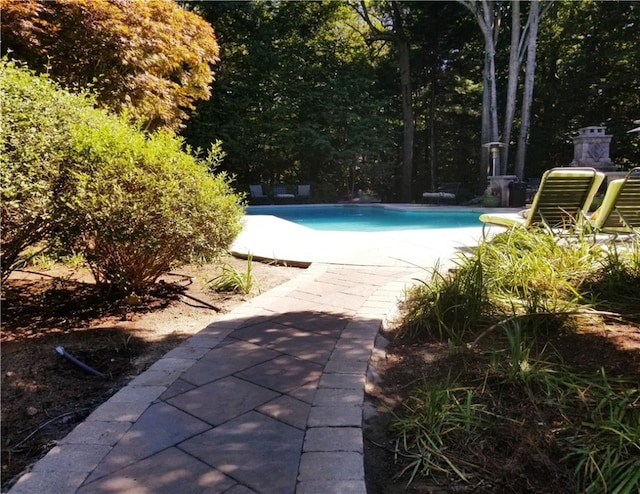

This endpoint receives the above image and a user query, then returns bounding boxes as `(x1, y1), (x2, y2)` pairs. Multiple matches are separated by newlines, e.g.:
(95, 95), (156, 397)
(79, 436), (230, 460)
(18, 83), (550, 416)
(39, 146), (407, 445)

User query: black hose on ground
(55, 346), (105, 378)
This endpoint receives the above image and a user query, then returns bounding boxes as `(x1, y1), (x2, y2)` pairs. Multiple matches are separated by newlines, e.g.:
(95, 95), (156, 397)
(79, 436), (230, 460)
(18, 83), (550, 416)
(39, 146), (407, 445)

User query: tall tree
(458, 0), (547, 179)
(502, 0), (522, 173)
(514, 1), (542, 179)
(1, 0), (219, 131)
(529, 0), (640, 174)
(402, 1), (482, 193)
(457, 0), (502, 176)
(353, 0), (415, 202)
(185, 1), (395, 199)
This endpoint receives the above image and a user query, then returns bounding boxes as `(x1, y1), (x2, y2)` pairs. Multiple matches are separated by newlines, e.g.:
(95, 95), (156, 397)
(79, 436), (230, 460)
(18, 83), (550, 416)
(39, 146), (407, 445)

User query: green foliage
(475, 230), (598, 314)
(207, 256), (254, 295)
(391, 380), (491, 485)
(1, 0), (219, 132)
(393, 340), (640, 491)
(393, 232), (640, 491)
(186, 0), (639, 199)
(184, 1), (396, 197)
(60, 114), (243, 292)
(561, 371), (640, 494)
(399, 229), (618, 343)
(496, 322), (538, 380)
(1, 59), (244, 292)
(586, 239), (640, 311)
(0, 59), (93, 278)
(400, 258), (488, 344)
(18, 246), (86, 271)
(530, 0), (640, 175)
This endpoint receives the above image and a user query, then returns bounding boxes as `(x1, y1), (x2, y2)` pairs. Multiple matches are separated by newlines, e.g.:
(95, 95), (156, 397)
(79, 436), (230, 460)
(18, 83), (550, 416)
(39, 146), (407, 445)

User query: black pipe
(55, 346), (105, 378)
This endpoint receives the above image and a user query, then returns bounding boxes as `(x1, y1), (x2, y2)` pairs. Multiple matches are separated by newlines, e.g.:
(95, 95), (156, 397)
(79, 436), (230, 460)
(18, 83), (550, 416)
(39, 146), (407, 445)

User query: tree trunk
(515, 1), (541, 180)
(458, 0), (501, 180)
(481, 62), (491, 178)
(428, 79), (437, 190)
(354, 1), (414, 202)
(459, 0), (546, 182)
(502, 0), (522, 174)
(482, 1), (500, 144)
(393, 4), (414, 202)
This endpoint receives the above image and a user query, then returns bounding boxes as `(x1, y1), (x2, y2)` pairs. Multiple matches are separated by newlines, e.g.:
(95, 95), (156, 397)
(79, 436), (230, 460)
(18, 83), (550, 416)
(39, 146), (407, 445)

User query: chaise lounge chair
(422, 183), (463, 205)
(479, 167), (605, 237)
(589, 167), (640, 238)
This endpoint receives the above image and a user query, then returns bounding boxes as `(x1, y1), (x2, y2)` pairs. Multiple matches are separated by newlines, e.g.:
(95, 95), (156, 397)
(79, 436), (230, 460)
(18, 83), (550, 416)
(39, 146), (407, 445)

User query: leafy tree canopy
(184, 1), (397, 200)
(1, 0), (220, 132)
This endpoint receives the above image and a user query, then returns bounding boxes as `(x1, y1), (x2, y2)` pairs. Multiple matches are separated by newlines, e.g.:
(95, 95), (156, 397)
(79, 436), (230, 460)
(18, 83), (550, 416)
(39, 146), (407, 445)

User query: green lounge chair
(479, 167), (605, 236)
(590, 167), (640, 237)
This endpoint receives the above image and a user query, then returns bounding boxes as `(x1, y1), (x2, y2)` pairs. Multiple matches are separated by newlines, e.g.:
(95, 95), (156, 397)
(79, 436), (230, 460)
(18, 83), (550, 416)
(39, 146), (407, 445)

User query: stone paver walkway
(8, 264), (425, 494)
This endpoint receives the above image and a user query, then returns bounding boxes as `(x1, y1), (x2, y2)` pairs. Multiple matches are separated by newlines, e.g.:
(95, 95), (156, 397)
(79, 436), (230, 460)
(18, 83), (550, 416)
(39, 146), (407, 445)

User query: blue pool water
(246, 205), (482, 232)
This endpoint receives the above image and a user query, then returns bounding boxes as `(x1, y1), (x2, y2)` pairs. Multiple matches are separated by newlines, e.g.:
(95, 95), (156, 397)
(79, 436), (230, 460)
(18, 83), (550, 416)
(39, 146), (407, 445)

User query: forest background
(3, 0), (640, 203)
(183, 0), (640, 203)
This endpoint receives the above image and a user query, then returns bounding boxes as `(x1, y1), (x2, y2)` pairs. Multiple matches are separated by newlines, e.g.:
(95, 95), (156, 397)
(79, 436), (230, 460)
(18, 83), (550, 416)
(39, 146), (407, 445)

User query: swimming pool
(246, 204), (482, 232)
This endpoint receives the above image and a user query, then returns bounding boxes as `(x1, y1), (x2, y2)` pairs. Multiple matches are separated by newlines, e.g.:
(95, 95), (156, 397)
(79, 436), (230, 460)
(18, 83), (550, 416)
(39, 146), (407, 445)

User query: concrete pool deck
(230, 208), (495, 268)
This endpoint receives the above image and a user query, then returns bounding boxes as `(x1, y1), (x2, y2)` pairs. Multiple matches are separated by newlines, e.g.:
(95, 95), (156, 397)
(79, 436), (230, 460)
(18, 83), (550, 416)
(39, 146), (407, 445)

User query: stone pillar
(571, 126), (614, 171)
(488, 175), (517, 207)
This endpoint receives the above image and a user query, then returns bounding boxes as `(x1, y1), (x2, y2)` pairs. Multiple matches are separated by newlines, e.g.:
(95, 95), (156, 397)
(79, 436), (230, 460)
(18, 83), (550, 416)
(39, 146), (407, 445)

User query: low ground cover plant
(207, 255), (255, 294)
(1, 59), (244, 292)
(393, 230), (640, 493)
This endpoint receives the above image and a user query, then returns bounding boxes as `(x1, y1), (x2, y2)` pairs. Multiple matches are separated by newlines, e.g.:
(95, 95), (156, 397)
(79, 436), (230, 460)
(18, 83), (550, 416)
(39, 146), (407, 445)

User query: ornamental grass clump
(391, 230), (640, 491)
(399, 257), (489, 345)
(391, 338), (640, 492)
(399, 229), (607, 345)
(586, 238), (640, 312)
(560, 370), (640, 494)
(474, 229), (599, 315)
(208, 255), (255, 295)
(391, 380), (491, 486)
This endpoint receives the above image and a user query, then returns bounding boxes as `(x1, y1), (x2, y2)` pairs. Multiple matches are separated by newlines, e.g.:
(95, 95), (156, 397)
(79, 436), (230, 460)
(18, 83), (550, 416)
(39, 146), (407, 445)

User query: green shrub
(0, 59), (93, 278)
(1, 59), (244, 291)
(58, 109), (243, 293)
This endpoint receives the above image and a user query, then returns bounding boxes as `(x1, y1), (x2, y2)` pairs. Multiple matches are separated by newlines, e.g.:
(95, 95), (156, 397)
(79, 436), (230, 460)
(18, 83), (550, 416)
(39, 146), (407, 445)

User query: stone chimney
(571, 126), (615, 171)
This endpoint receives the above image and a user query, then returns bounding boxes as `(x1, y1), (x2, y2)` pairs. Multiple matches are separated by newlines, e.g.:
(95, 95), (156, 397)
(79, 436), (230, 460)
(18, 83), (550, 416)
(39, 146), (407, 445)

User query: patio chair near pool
(422, 183), (461, 205)
(272, 184), (295, 204)
(249, 184), (269, 205)
(589, 167), (640, 238)
(479, 167), (605, 237)
(296, 184), (311, 203)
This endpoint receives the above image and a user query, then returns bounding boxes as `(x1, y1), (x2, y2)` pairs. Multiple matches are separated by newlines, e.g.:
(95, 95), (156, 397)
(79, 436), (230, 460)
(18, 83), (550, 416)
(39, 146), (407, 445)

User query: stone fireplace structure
(571, 126), (615, 171)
